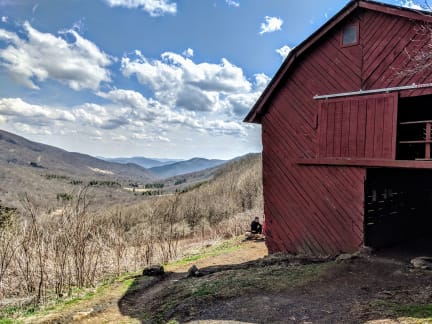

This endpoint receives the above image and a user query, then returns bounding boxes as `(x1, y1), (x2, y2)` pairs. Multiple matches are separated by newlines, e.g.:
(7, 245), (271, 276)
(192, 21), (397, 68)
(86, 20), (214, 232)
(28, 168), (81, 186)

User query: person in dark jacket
(251, 216), (262, 234)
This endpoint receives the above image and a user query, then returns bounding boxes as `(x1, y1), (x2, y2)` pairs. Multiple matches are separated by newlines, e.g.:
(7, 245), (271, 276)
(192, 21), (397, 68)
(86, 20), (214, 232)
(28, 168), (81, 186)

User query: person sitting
(251, 217), (262, 234)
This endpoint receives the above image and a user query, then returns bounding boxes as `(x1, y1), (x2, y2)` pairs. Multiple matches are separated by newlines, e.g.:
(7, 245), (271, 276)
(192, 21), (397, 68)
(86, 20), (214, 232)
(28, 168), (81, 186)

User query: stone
(72, 309), (94, 321)
(187, 264), (203, 277)
(143, 264), (164, 276)
(410, 256), (432, 270)
(336, 253), (358, 262)
(355, 246), (374, 257)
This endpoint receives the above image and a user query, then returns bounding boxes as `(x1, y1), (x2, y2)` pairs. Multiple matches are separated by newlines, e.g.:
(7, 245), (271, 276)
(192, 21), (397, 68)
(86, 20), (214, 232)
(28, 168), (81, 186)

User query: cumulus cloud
(399, 0), (424, 10)
(103, 0), (177, 16)
(120, 49), (265, 117)
(259, 16), (283, 35)
(226, 0), (239, 7)
(0, 98), (75, 127)
(0, 43), (268, 145)
(1, 16), (7, 23)
(0, 21), (112, 90)
(73, 103), (130, 129)
(182, 48), (194, 57)
(276, 45), (291, 59)
(0, 92), (253, 140)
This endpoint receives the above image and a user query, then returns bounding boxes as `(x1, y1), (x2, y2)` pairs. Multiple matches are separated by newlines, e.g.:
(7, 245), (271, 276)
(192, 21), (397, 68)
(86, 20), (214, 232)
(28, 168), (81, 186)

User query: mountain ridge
(0, 129), (154, 181)
(100, 156), (183, 169)
(148, 157), (227, 178)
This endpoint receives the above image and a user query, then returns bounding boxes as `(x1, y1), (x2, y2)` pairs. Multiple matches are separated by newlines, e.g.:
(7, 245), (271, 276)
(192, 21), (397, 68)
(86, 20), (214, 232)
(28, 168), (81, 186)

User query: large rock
(336, 253), (358, 263)
(143, 264), (164, 276)
(187, 264), (203, 277)
(411, 256), (432, 270)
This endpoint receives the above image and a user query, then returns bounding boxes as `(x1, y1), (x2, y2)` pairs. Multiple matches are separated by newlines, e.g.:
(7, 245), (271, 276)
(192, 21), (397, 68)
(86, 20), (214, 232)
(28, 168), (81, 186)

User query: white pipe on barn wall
(313, 82), (432, 100)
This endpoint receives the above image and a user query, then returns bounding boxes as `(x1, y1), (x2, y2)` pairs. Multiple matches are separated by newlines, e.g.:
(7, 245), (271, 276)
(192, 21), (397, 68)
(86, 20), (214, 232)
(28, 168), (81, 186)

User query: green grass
(166, 236), (242, 269)
(397, 304), (432, 318)
(368, 299), (432, 322)
(0, 271), (147, 322)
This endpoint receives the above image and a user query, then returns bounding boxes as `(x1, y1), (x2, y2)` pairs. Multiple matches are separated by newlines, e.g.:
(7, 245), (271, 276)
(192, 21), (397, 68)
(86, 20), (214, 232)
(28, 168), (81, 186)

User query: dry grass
(0, 154), (263, 311)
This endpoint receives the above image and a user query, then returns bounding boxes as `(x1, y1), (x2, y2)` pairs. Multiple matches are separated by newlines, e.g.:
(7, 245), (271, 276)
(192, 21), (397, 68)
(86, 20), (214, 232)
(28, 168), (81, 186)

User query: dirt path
(26, 239), (267, 324)
(23, 239), (432, 324)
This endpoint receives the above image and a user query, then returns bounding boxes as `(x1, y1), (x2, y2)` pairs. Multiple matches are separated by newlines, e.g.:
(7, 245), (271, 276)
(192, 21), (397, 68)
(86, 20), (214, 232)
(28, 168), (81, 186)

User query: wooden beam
(296, 158), (432, 169)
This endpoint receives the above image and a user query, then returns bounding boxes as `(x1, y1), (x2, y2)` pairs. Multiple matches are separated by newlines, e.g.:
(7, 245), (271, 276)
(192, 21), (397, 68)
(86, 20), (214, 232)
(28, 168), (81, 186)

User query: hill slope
(148, 157), (226, 178)
(0, 129), (154, 181)
(0, 129), (155, 210)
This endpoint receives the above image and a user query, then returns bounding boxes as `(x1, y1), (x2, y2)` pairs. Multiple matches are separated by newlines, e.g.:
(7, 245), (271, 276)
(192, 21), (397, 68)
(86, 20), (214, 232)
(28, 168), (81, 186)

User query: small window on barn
(342, 24), (358, 46)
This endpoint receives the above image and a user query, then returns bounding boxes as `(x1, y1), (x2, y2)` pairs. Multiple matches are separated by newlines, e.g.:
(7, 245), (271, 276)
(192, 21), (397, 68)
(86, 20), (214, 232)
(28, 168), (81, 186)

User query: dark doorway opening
(365, 168), (432, 257)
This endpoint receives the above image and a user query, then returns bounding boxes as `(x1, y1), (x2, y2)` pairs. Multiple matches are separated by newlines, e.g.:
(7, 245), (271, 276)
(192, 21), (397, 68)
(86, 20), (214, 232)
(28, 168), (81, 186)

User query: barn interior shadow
(365, 168), (432, 261)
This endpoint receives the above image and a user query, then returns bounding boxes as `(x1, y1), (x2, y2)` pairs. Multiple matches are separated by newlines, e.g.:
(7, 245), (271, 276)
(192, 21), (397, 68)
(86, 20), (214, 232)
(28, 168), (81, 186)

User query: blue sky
(0, 0), (424, 159)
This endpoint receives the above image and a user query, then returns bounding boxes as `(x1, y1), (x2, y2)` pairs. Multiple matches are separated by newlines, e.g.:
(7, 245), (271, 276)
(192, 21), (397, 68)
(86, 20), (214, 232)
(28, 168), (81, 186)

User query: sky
(0, 0), (426, 159)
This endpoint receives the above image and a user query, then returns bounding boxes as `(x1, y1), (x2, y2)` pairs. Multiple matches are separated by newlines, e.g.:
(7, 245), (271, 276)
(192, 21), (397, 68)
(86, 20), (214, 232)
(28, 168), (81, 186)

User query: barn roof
(244, 0), (432, 124)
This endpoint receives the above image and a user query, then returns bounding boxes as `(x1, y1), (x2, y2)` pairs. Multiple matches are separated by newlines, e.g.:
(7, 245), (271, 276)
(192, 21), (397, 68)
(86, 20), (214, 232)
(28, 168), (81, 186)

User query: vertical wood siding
(318, 93), (397, 159)
(261, 8), (432, 255)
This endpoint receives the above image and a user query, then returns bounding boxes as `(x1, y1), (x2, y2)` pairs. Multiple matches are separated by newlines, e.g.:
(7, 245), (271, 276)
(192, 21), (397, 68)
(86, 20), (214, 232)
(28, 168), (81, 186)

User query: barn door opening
(364, 168), (432, 255)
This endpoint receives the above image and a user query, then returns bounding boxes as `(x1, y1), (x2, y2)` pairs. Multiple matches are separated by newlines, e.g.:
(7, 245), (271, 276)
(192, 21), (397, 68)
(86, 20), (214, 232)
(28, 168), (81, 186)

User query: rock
(72, 309), (94, 321)
(336, 253), (358, 262)
(143, 264), (164, 276)
(355, 246), (374, 257)
(187, 264), (203, 277)
(411, 256), (432, 270)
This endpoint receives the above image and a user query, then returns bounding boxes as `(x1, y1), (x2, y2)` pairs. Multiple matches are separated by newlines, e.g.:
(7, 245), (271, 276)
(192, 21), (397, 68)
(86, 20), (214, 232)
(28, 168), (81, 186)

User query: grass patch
(397, 304), (432, 318)
(367, 299), (432, 322)
(2, 271), (149, 323)
(166, 237), (242, 270)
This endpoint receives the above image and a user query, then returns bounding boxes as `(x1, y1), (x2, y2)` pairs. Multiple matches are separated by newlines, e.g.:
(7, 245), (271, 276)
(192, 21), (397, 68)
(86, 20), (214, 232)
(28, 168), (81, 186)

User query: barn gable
(245, 0), (432, 124)
(245, 0), (432, 255)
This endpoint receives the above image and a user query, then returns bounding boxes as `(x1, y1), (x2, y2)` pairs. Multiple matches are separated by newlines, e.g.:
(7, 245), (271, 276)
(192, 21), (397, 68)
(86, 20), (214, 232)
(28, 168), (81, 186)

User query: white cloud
(121, 49), (259, 115)
(14, 123), (52, 135)
(103, 0), (177, 16)
(0, 98), (75, 126)
(1, 16), (7, 23)
(226, 0), (239, 7)
(182, 48), (194, 57)
(259, 16), (283, 35)
(276, 45), (291, 59)
(254, 73), (271, 91)
(0, 21), (112, 90)
(399, 0), (424, 10)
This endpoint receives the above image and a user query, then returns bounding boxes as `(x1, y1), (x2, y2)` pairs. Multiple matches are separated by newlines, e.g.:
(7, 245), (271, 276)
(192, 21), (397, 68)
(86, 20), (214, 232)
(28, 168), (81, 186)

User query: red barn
(245, 0), (432, 255)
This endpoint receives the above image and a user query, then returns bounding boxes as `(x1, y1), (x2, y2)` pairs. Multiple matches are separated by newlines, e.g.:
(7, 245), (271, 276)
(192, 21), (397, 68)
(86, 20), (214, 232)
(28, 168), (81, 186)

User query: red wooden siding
(362, 10), (432, 90)
(256, 6), (432, 255)
(318, 93), (398, 159)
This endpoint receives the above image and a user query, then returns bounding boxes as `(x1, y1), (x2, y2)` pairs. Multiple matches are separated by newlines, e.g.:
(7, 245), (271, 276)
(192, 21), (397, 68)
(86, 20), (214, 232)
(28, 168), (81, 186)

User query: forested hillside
(0, 153), (262, 306)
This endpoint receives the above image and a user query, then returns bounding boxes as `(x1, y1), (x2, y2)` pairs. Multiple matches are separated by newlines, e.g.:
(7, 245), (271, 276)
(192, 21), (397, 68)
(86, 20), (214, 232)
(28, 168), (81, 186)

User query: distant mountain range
(148, 158), (226, 178)
(0, 129), (257, 211)
(0, 129), (154, 181)
(100, 157), (183, 169)
(0, 129), (232, 181)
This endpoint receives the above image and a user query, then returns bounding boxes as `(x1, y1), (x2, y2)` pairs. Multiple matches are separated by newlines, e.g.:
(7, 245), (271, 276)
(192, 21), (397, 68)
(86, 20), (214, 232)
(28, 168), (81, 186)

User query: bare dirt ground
(24, 239), (432, 324)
